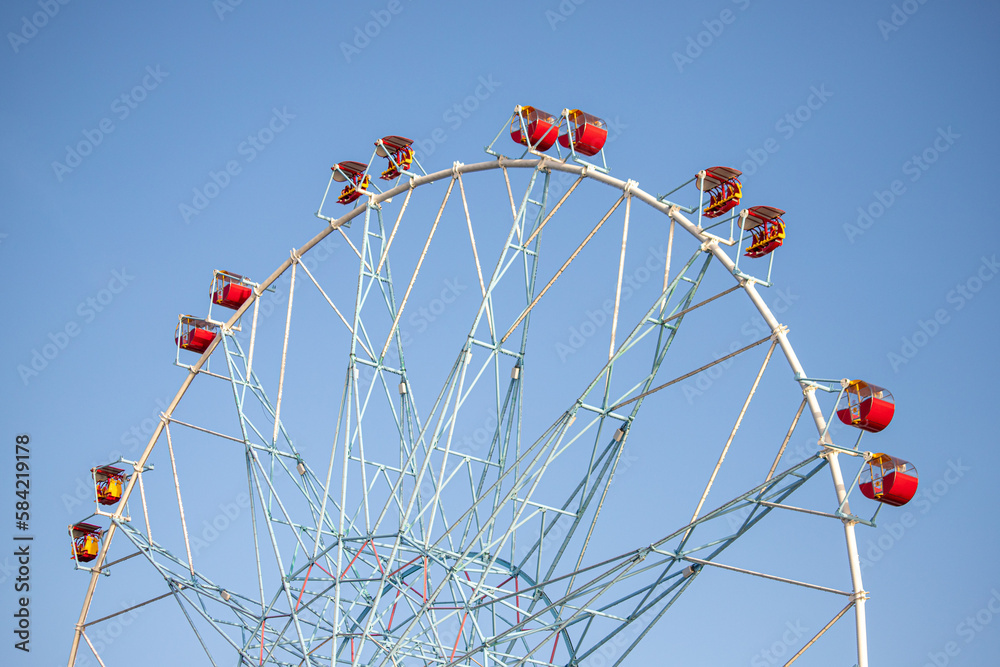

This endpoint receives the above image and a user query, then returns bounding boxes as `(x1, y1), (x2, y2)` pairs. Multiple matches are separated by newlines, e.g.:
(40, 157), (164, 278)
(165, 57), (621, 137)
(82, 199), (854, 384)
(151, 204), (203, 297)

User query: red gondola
(175, 315), (217, 354)
(837, 380), (895, 433)
(332, 161), (371, 205)
(212, 270), (253, 310)
(697, 166), (742, 219)
(70, 522), (102, 562)
(375, 135), (415, 180)
(510, 105), (559, 152)
(740, 206), (786, 258)
(557, 109), (608, 156)
(92, 465), (125, 506)
(859, 453), (918, 506)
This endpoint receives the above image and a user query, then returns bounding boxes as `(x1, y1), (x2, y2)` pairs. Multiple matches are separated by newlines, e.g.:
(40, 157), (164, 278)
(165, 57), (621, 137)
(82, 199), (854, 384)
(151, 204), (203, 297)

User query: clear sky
(2, 1), (999, 666)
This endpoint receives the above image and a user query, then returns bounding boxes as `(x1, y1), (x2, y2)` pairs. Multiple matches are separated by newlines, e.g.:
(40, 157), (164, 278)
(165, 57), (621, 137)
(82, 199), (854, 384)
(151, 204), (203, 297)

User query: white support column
(666, 207), (869, 667)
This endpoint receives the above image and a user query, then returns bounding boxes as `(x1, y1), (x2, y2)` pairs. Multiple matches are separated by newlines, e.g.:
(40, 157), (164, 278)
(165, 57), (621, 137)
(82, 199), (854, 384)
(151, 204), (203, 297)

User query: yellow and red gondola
(741, 205), (786, 258)
(92, 465), (125, 506)
(70, 522), (102, 563)
(332, 161), (371, 205)
(698, 166), (743, 219)
(375, 135), (415, 180)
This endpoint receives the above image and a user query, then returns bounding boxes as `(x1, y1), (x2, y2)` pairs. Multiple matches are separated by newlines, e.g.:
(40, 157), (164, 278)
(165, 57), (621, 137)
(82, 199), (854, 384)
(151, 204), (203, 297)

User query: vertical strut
(609, 193), (631, 360)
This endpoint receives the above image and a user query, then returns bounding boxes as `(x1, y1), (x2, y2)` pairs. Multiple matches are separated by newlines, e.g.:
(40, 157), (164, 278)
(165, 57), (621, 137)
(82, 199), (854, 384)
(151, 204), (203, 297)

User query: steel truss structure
(69, 157), (872, 667)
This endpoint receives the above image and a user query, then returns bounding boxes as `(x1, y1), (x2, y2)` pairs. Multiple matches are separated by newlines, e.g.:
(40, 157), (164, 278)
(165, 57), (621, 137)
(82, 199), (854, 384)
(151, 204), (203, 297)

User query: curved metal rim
(69, 156), (867, 667)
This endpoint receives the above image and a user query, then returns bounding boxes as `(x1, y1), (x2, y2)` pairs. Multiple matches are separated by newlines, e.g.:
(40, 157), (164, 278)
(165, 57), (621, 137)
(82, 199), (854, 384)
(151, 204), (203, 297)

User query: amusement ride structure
(67, 105), (918, 667)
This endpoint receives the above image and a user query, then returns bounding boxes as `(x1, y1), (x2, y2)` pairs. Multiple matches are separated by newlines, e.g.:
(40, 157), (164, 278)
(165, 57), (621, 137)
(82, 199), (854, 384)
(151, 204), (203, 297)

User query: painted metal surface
(68, 157), (873, 667)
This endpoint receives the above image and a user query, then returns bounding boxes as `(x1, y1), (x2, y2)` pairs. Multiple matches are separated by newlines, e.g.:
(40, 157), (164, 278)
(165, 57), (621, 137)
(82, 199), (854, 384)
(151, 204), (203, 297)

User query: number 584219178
(15, 434), (29, 526)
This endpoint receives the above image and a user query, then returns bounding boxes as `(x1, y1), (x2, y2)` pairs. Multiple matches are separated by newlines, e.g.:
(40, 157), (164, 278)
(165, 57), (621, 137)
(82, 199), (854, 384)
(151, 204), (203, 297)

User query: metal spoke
(68, 158), (873, 667)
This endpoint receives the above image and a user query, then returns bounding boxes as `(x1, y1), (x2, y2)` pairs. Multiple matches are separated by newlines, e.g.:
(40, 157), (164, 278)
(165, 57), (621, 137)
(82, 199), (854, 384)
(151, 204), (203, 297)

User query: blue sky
(2, 1), (999, 666)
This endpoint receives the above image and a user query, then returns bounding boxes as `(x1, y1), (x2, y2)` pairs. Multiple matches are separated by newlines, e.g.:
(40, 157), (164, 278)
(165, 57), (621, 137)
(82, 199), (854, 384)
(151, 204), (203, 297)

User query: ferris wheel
(66, 106), (919, 667)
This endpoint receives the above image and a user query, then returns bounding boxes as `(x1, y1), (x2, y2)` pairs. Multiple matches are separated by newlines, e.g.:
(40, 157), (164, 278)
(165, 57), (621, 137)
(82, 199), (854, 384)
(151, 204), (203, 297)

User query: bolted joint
(613, 423), (629, 442)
